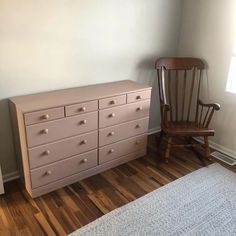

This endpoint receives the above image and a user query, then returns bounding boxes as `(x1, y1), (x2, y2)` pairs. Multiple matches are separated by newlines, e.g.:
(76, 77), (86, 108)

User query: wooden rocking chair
(155, 57), (220, 163)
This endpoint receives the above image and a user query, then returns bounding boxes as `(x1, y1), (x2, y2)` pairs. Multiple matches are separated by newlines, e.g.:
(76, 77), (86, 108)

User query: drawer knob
(79, 107), (86, 112)
(42, 128), (49, 134)
(109, 131), (115, 136)
(82, 158), (88, 163)
(137, 106), (143, 111)
(109, 113), (115, 118)
(136, 95), (142, 100)
(136, 124), (141, 128)
(45, 170), (52, 176)
(136, 140), (141, 145)
(80, 119), (87, 124)
(109, 149), (114, 154)
(81, 139), (88, 144)
(110, 100), (116, 105)
(44, 150), (51, 155)
(42, 114), (50, 120)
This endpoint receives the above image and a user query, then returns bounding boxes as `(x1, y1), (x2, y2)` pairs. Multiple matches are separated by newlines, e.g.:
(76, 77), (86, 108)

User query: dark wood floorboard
(0, 134), (235, 235)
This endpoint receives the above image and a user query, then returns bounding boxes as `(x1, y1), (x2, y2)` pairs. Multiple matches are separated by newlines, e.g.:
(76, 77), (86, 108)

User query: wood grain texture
(0, 134), (234, 236)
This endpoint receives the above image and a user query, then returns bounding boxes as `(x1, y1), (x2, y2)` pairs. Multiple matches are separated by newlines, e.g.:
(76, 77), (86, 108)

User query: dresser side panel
(9, 101), (32, 195)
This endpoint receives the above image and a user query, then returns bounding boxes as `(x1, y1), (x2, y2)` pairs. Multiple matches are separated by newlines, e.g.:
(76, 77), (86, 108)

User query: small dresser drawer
(65, 100), (98, 116)
(99, 100), (150, 128)
(26, 111), (98, 147)
(99, 95), (126, 109)
(99, 118), (149, 146)
(28, 131), (98, 169)
(127, 90), (151, 103)
(99, 134), (147, 164)
(24, 107), (65, 126)
(31, 150), (97, 188)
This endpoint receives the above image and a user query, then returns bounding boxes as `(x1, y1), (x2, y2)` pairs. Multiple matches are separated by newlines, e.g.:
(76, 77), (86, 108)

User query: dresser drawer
(31, 150), (97, 188)
(99, 100), (150, 128)
(99, 118), (149, 147)
(65, 100), (98, 116)
(26, 111), (98, 147)
(127, 90), (151, 103)
(24, 107), (65, 125)
(28, 131), (98, 169)
(99, 135), (147, 164)
(99, 95), (126, 109)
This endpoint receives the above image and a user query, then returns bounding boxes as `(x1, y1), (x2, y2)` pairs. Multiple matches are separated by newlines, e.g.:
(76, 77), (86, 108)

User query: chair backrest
(155, 57), (205, 125)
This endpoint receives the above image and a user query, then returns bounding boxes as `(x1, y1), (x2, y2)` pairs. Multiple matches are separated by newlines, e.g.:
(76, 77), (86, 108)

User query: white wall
(178, 0), (236, 155)
(0, 0), (183, 176)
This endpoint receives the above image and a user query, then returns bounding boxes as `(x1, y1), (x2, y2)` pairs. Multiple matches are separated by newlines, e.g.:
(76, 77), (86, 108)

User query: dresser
(9, 80), (151, 197)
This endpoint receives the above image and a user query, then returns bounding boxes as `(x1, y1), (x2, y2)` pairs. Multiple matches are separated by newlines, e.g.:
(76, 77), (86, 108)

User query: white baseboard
(3, 171), (20, 183)
(148, 126), (161, 135)
(194, 137), (236, 160)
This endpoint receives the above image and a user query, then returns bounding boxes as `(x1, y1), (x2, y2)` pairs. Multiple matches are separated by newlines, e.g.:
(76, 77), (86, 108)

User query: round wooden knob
(109, 131), (115, 136)
(80, 107), (86, 112)
(110, 100), (115, 105)
(80, 119), (87, 124)
(136, 95), (142, 100)
(45, 170), (52, 175)
(42, 114), (50, 120)
(109, 149), (114, 154)
(137, 107), (143, 111)
(81, 139), (87, 144)
(83, 158), (88, 163)
(136, 124), (141, 128)
(45, 150), (50, 155)
(42, 128), (49, 134)
(109, 113), (115, 118)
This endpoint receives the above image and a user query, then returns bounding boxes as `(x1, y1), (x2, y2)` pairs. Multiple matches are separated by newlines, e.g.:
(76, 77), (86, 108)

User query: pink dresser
(9, 80), (151, 197)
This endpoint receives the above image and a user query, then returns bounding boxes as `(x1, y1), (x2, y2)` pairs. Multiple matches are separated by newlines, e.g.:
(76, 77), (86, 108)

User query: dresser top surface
(10, 80), (151, 112)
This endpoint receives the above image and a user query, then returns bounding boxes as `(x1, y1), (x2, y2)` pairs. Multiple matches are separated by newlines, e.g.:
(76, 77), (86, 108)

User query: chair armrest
(197, 99), (220, 127)
(198, 99), (221, 111)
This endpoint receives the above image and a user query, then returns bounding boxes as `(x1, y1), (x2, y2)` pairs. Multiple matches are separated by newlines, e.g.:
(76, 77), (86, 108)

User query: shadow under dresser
(9, 80), (151, 197)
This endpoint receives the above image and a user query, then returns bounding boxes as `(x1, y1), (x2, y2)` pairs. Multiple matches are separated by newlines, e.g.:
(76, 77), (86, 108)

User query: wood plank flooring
(0, 135), (235, 235)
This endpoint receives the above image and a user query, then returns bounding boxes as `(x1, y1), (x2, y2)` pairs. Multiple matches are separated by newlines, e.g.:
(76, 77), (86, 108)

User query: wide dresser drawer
(26, 111), (98, 147)
(99, 117), (149, 146)
(30, 150), (97, 188)
(99, 100), (150, 128)
(28, 131), (98, 169)
(99, 134), (147, 164)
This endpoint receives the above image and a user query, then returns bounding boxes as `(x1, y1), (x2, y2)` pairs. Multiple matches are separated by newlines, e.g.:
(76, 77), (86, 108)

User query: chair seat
(163, 122), (215, 136)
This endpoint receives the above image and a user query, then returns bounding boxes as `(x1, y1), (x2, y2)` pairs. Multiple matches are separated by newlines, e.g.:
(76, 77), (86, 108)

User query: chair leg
(187, 137), (206, 166)
(164, 137), (172, 163)
(204, 136), (211, 160)
(158, 130), (164, 147)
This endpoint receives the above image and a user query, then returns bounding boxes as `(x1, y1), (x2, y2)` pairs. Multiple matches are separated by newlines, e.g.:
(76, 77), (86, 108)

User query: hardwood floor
(0, 135), (234, 235)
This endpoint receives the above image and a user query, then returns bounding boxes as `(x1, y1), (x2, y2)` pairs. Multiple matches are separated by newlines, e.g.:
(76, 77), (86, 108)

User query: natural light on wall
(226, 42), (236, 93)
